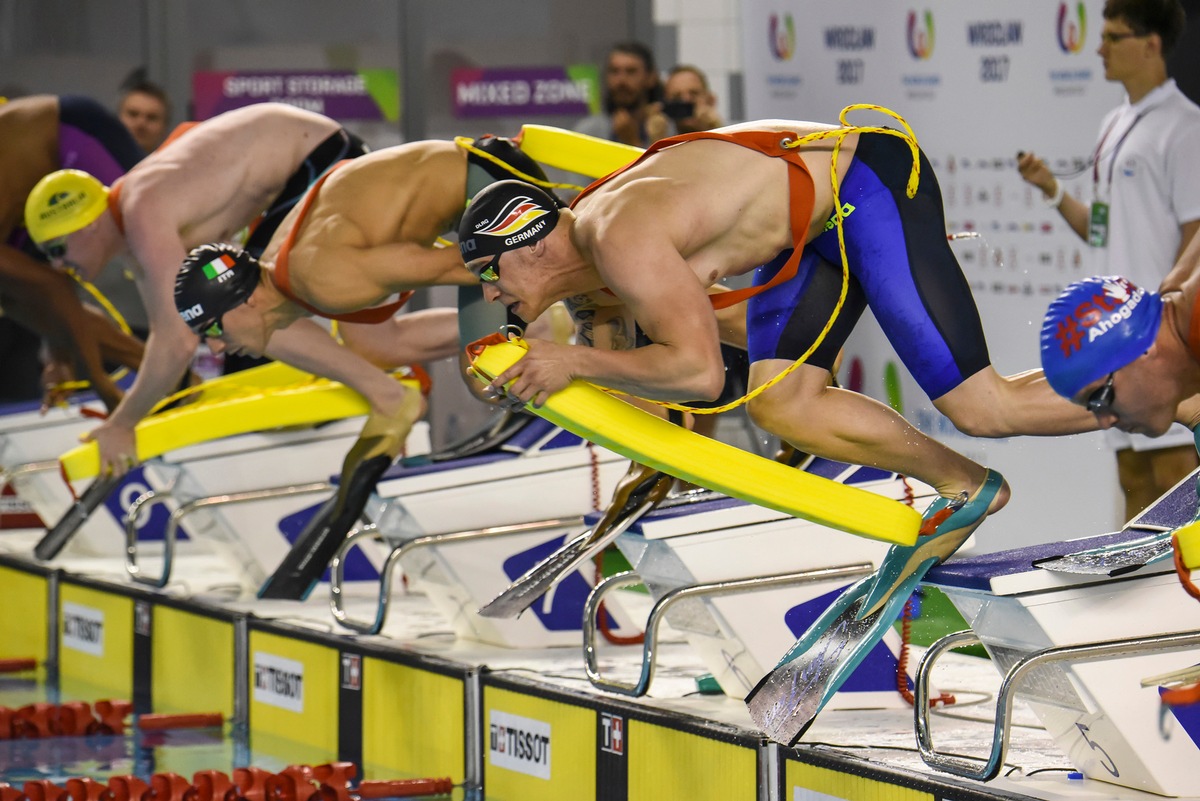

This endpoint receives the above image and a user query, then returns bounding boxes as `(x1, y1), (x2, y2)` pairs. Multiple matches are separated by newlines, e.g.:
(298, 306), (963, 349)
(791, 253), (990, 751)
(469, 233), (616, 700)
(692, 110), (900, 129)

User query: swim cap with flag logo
(23, 169), (110, 244)
(458, 179), (561, 264)
(174, 243), (262, 335)
(1040, 275), (1163, 399)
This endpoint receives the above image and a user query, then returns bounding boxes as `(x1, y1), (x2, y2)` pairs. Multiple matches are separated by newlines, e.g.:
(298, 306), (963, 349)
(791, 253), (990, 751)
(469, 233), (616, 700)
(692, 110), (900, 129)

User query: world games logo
(1057, 1), (1087, 53)
(769, 13), (795, 60)
(907, 9), (935, 59)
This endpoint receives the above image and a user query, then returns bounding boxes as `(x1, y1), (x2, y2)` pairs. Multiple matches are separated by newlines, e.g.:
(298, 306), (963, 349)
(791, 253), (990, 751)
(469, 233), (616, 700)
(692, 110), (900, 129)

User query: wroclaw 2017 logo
(1057, 1), (1087, 53)
(769, 13), (796, 60)
(906, 9), (935, 59)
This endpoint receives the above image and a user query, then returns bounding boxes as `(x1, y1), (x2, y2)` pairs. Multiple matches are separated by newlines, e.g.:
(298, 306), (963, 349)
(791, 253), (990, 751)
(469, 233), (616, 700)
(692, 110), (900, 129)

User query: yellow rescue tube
(1177, 520), (1200, 570)
(60, 361), (421, 482)
(517, 124), (642, 179)
(471, 341), (920, 546)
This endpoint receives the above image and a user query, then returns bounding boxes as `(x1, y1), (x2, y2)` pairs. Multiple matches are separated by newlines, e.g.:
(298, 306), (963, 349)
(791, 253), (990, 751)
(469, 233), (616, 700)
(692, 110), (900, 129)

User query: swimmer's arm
(313, 241), (476, 312)
(1161, 218), (1200, 292)
(569, 234), (725, 401)
(709, 287), (748, 350)
(108, 217), (198, 428)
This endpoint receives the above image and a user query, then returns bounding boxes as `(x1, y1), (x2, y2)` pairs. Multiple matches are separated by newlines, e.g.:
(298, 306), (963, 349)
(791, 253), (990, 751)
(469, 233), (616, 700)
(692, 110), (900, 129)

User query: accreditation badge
(1088, 201), (1109, 248)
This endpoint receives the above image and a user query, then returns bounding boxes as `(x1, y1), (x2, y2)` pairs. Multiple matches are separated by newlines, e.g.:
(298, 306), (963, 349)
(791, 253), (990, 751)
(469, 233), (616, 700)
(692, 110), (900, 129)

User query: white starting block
(921, 472), (1200, 797)
(0, 397), (130, 558)
(332, 413), (640, 648)
(593, 457), (938, 706)
(124, 416), (433, 592)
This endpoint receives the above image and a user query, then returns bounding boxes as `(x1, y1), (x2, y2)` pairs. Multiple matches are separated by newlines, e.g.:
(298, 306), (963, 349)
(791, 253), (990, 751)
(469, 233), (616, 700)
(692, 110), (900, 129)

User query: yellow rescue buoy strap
(630, 104), (921, 415)
(50, 268), (135, 397)
(453, 135), (587, 194)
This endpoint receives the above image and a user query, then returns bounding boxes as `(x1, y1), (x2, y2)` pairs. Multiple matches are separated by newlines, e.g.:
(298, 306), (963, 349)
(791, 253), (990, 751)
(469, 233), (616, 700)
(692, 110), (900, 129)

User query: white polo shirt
(1090, 79), (1200, 451)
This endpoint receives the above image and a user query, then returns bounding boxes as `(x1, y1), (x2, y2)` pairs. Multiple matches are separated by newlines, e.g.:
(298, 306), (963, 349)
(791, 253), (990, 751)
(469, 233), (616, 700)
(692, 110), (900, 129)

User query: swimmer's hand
(87, 420), (139, 478)
(489, 339), (578, 408)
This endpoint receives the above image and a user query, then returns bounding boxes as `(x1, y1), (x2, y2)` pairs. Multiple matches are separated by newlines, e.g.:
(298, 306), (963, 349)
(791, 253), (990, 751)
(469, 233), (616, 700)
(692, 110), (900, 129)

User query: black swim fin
(258, 453), (393, 601)
(34, 475), (121, 561)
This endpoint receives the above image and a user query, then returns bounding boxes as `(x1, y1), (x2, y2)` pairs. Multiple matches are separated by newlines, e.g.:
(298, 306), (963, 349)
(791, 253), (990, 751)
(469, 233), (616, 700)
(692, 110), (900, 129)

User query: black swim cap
(470, 134), (550, 184)
(458, 180), (561, 263)
(174, 243), (262, 335)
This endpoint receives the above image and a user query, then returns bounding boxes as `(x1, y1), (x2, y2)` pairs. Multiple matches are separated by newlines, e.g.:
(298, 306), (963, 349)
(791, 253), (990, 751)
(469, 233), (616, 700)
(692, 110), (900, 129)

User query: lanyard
(1092, 107), (1153, 193)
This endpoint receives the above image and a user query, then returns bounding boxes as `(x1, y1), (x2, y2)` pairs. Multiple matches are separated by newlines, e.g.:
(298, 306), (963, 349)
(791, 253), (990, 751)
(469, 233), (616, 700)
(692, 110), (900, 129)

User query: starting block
(333, 414), (641, 648)
(921, 470), (1200, 797)
(589, 459), (939, 704)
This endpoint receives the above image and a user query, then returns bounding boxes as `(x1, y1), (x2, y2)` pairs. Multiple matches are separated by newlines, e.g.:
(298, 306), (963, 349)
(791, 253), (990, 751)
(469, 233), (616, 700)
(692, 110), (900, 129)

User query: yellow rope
(618, 104), (921, 415)
(48, 269), (135, 398)
(454, 136), (586, 193)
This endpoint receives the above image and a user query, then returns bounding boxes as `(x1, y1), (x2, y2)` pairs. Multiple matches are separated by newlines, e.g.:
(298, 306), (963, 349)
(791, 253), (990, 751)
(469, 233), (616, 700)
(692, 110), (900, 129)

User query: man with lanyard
(22, 102), (372, 479)
(1018, 0), (1200, 521)
(1041, 271), (1200, 604)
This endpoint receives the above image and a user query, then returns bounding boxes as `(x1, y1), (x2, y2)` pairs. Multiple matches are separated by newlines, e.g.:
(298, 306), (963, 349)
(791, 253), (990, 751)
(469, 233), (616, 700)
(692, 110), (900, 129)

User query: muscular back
(573, 120), (859, 289)
(0, 96), (60, 240)
(119, 103), (343, 251)
(261, 140), (471, 312)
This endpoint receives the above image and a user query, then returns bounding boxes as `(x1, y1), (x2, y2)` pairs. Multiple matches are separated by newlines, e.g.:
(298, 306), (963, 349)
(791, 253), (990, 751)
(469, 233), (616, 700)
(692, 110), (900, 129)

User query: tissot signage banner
(739, 0), (1125, 540)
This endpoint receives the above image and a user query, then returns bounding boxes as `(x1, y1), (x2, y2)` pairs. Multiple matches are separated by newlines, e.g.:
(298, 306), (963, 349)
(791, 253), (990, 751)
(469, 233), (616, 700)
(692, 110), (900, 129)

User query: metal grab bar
(330, 516), (584, 635)
(0, 460), (61, 491)
(915, 628), (1200, 781)
(583, 563), (874, 697)
(124, 482), (333, 588)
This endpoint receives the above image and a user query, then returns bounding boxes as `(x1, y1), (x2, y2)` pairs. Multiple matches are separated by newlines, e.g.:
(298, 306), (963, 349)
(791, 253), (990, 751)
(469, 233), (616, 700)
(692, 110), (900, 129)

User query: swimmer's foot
(856, 468), (1006, 620)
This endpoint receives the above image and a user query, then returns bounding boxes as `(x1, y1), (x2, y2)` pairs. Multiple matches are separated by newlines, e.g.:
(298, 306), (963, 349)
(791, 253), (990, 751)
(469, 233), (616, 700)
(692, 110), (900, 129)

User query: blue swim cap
(1040, 275), (1162, 399)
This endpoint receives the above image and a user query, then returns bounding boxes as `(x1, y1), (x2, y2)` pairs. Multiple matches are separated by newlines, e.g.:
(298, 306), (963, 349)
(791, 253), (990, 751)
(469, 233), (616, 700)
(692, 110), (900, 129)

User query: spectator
(1018, 0), (1200, 521)
(661, 65), (724, 135)
(576, 42), (666, 147)
(118, 76), (170, 153)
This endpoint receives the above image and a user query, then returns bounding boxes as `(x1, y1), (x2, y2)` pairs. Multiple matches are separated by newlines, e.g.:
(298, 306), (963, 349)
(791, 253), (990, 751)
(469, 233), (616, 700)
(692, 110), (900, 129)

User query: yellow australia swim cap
(24, 169), (110, 244)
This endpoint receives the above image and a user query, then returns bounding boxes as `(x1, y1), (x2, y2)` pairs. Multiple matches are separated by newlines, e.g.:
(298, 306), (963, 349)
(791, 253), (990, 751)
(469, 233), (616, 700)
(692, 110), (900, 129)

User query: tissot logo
(341, 653), (361, 690)
(600, 712), (624, 755)
(489, 709), (551, 779)
(62, 602), (104, 656)
(253, 652), (305, 712)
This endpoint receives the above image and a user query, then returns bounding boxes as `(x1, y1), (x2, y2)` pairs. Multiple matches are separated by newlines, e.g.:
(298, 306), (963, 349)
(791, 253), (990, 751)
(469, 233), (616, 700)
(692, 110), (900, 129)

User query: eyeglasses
(1085, 373), (1116, 414)
(1100, 31), (1146, 45)
(38, 237), (68, 260)
(472, 253), (502, 284)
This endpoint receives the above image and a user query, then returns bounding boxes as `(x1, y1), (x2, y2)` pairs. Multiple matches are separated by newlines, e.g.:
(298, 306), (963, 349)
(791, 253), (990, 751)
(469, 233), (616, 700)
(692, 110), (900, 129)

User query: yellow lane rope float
(59, 360), (422, 482)
(469, 339), (919, 546)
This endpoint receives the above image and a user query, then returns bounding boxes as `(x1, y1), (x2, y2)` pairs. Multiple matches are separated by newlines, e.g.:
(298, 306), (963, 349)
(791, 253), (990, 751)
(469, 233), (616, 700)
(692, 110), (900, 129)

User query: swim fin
(476, 462), (672, 619)
(259, 410), (411, 601)
(34, 475), (121, 561)
(745, 569), (922, 746)
(1032, 528), (1174, 577)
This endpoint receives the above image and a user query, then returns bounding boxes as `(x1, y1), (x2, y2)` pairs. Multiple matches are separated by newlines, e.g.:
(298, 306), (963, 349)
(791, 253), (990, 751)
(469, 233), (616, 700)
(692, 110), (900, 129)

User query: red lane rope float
(136, 712), (224, 731)
(0, 764), (454, 801)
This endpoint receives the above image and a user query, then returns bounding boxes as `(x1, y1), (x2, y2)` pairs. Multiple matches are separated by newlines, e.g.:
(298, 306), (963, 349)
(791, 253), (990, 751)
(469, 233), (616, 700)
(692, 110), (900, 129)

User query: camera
(662, 99), (695, 121)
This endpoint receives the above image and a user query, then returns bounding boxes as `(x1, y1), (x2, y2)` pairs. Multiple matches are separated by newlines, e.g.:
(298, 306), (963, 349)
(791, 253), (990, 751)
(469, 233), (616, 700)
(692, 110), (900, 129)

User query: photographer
(660, 65), (724, 135)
